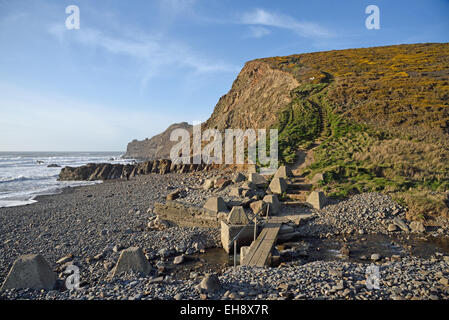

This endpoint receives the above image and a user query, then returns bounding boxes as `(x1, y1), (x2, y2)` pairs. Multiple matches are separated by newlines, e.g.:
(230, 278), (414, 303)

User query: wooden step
(288, 183), (312, 191)
(281, 200), (306, 206)
(286, 193), (307, 201)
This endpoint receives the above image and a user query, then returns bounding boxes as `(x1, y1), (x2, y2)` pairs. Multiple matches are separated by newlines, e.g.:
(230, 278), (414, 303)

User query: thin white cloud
(47, 24), (239, 88)
(240, 8), (333, 38)
(247, 26), (272, 38)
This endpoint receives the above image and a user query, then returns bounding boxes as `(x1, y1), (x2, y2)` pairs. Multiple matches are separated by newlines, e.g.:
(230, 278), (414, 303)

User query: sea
(0, 151), (133, 208)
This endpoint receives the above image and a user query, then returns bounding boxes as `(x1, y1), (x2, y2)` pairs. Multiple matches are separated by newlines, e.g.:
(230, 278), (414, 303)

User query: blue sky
(0, 0), (448, 151)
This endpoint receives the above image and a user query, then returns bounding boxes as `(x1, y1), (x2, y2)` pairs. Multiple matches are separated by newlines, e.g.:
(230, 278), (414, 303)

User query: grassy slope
(263, 43), (449, 220)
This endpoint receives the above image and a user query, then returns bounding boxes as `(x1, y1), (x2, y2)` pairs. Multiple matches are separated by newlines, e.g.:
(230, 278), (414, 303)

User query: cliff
(111, 43), (449, 218)
(123, 122), (192, 160)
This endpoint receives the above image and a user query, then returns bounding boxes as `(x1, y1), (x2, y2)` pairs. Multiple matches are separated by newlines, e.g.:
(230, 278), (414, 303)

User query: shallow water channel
(168, 234), (449, 279)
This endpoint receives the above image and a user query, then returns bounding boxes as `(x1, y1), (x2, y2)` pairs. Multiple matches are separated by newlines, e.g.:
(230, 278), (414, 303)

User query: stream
(168, 234), (449, 279)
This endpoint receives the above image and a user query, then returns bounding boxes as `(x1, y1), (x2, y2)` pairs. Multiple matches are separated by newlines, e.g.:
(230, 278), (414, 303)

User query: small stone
(56, 254), (73, 265)
(439, 277), (449, 286)
(166, 189), (180, 201)
(387, 224), (397, 232)
(173, 255), (185, 265)
(174, 293), (182, 300)
(202, 179), (214, 190)
(371, 254), (381, 261)
(410, 221), (426, 233)
(340, 246), (350, 257)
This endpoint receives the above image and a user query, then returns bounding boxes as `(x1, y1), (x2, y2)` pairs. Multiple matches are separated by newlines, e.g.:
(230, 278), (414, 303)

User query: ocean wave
(0, 174), (57, 184)
(0, 156), (23, 160)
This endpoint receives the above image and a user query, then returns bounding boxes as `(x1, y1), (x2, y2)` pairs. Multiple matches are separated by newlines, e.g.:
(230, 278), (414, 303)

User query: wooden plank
(253, 223), (281, 266)
(241, 219), (282, 267)
(242, 228), (269, 266)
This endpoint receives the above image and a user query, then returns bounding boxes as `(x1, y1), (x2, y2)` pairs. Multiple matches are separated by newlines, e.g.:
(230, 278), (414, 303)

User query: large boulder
(1, 254), (57, 291)
(410, 221), (426, 233)
(112, 247), (152, 277)
(199, 274), (221, 293)
(393, 217), (410, 233)
(306, 191), (327, 209)
(263, 195), (281, 215)
(203, 197), (228, 214)
(273, 166), (292, 179)
(227, 206), (250, 225)
(268, 177), (287, 194)
(249, 173), (267, 186)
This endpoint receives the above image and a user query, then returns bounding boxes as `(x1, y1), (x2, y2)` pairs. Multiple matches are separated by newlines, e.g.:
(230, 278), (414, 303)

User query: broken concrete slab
(249, 173), (267, 186)
(154, 201), (220, 227)
(306, 191), (327, 209)
(268, 177), (287, 194)
(227, 206), (249, 225)
(112, 247), (152, 277)
(215, 178), (232, 189)
(228, 187), (242, 197)
(232, 172), (246, 183)
(241, 181), (256, 190)
(1, 254), (57, 291)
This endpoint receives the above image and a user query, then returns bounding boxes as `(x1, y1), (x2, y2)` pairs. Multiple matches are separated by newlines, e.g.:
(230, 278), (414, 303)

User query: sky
(0, 0), (448, 151)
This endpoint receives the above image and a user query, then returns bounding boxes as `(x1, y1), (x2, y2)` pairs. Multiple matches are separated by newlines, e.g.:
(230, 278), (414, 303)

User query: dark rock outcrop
(58, 159), (213, 181)
(123, 122), (192, 160)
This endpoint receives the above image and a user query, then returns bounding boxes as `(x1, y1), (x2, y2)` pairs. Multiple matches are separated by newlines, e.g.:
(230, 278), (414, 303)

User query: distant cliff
(123, 122), (192, 160)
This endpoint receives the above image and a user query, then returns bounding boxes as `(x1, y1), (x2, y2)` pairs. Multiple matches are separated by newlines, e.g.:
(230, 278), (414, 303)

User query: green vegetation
(267, 43), (449, 220)
(276, 85), (321, 163)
